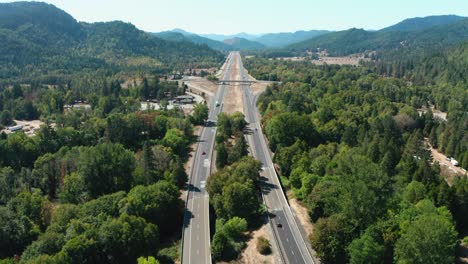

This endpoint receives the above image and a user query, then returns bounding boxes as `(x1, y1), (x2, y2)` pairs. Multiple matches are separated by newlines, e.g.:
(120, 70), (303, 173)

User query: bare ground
(223, 85), (244, 114)
(250, 82), (269, 96)
(310, 56), (368, 66)
(184, 78), (218, 106)
(288, 196), (314, 238)
(223, 54), (245, 114)
(216, 225), (274, 264)
(238, 225), (274, 264)
(427, 140), (467, 185)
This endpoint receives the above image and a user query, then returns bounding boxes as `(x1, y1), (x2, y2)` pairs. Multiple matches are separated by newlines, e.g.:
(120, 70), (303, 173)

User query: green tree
(310, 214), (351, 263)
(402, 181), (426, 204)
(162, 128), (189, 158)
(137, 256), (160, 264)
(228, 136), (248, 164)
(119, 181), (181, 235)
(0, 167), (18, 204)
(216, 143), (228, 169)
(32, 153), (60, 198)
(217, 112), (232, 138)
(78, 143), (135, 197)
(265, 112), (318, 151)
(348, 227), (384, 264)
(98, 214), (159, 263)
(58, 173), (86, 204)
(0, 206), (40, 258)
(395, 214), (457, 264)
(191, 103), (208, 125)
(211, 217), (248, 261)
(0, 110), (13, 126)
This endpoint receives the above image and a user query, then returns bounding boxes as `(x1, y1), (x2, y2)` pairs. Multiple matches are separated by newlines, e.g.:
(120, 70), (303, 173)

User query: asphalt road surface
(181, 52), (234, 264)
(236, 52), (316, 264)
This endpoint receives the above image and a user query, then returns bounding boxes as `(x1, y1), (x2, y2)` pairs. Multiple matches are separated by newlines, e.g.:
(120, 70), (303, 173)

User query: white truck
(450, 158), (459, 167)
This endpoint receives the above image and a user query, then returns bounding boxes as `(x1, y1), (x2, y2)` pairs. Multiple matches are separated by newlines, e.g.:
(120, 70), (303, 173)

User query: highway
(236, 52), (316, 264)
(181, 52), (235, 264)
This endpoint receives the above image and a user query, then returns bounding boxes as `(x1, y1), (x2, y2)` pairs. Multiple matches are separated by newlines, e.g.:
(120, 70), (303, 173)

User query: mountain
(0, 2), (223, 82)
(153, 31), (232, 51)
(223, 37), (265, 50)
(286, 18), (468, 56)
(253, 30), (330, 47)
(154, 30), (266, 51)
(152, 31), (188, 42)
(381, 15), (465, 32)
(200, 32), (262, 42)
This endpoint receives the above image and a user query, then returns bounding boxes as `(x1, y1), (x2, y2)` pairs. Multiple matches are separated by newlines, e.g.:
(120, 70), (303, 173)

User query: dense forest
(0, 70), (211, 263)
(0, 2), (223, 85)
(243, 39), (467, 262)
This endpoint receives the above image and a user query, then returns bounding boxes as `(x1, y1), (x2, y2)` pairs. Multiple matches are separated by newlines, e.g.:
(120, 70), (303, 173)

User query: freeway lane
(181, 52), (235, 264)
(236, 52), (316, 264)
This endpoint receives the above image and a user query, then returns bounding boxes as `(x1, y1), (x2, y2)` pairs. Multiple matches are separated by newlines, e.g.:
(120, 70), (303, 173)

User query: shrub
(256, 236), (271, 255)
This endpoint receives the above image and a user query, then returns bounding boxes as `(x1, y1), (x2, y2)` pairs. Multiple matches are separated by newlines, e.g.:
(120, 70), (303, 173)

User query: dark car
(277, 223), (282, 228)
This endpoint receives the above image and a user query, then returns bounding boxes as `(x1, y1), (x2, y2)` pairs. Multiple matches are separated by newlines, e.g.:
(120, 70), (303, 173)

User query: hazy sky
(2, 0), (467, 34)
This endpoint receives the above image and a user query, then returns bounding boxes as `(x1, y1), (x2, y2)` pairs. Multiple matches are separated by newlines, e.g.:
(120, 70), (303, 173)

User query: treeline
(245, 59), (467, 263)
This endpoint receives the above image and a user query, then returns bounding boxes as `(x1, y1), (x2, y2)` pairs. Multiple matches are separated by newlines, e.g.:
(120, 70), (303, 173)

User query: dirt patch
(223, 85), (244, 114)
(417, 105), (447, 121)
(310, 55), (368, 66)
(221, 54), (245, 115)
(427, 140), (467, 185)
(250, 82), (269, 96)
(289, 196), (314, 238)
(1, 119), (49, 137)
(224, 225), (274, 264)
(273, 57), (307, 62)
(185, 77), (219, 96)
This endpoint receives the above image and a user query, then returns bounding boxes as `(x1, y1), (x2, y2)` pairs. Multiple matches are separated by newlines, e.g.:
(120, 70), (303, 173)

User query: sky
(1, 0), (467, 34)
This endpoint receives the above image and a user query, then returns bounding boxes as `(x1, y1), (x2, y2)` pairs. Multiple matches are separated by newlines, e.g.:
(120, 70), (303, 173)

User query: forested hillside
(286, 17), (468, 56)
(244, 45), (467, 262)
(253, 30), (330, 48)
(0, 2), (223, 84)
(381, 15), (465, 32)
(153, 31), (233, 51)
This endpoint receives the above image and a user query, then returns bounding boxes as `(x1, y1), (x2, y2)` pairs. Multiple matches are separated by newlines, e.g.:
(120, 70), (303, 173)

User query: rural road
(181, 52), (235, 264)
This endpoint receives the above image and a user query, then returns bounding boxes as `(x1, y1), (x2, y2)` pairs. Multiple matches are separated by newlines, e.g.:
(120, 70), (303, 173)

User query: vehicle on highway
(202, 151), (206, 155)
(215, 101), (220, 107)
(277, 223), (283, 228)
